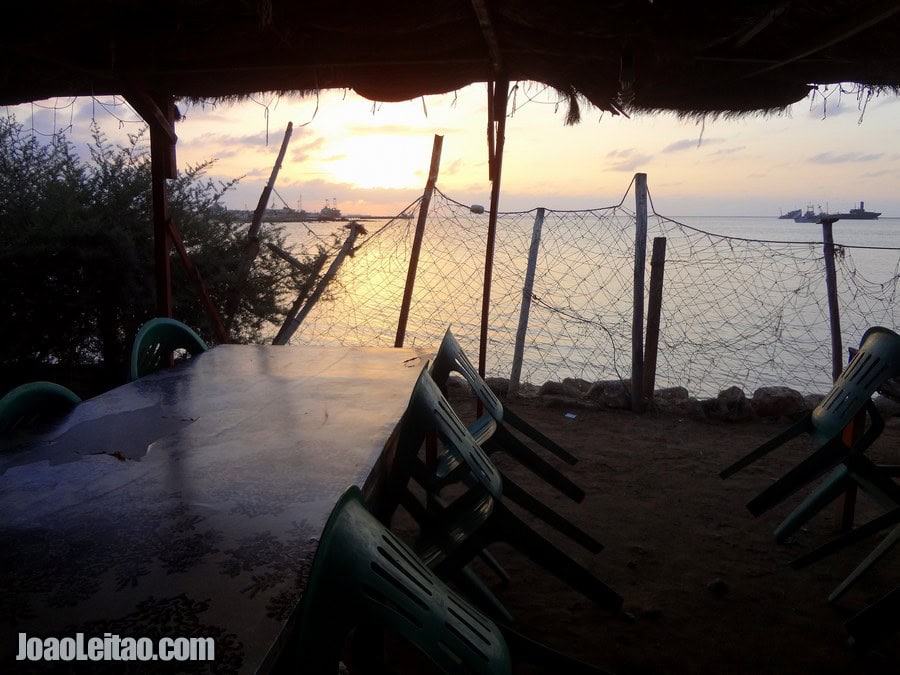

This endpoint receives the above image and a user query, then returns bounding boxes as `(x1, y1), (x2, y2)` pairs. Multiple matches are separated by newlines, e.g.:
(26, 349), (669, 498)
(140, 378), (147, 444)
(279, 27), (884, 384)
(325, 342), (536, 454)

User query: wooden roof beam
(733, 3), (789, 48)
(746, 0), (900, 79)
(470, 0), (504, 74)
(123, 88), (178, 147)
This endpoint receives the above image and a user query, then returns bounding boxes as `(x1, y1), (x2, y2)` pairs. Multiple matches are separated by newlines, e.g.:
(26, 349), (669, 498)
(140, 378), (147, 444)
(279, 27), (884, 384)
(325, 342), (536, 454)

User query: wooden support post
(642, 237), (666, 404)
(823, 222), (854, 530)
(126, 90), (232, 343)
(225, 122), (294, 330)
(821, 217), (843, 382)
(138, 93), (178, 319)
(277, 222), (363, 344)
(509, 207), (545, 397)
(395, 135), (443, 348)
(478, 79), (508, 381)
(632, 173), (648, 412)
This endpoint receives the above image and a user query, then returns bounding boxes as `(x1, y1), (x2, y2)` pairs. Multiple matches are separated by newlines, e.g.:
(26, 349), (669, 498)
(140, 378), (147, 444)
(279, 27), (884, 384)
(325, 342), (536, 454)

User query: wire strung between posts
(285, 186), (900, 398)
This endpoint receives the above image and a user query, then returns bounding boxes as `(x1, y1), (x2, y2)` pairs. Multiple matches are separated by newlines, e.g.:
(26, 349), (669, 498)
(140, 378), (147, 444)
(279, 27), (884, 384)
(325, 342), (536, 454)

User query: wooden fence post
(642, 237), (667, 404)
(821, 215), (856, 531)
(395, 135), (443, 348)
(479, 78), (509, 382)
(632, 173), (648, 412)
(821, 217), (843, 382)
(509, 207), (545, 397)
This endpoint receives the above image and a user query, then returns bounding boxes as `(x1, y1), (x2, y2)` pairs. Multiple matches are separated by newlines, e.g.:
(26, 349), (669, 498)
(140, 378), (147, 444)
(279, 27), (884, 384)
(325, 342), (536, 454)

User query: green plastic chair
(0, 381), (81, 433)
(129, 317), (208, 381)
(380, 368), (621, 621)
(720, 326), (900, 518)
(430, 329), (585, 502)
(403, 367), (602, 552)
(294, 486), (511, 674)
(721, 326), (900, 601)
(294, 486), (613, 675)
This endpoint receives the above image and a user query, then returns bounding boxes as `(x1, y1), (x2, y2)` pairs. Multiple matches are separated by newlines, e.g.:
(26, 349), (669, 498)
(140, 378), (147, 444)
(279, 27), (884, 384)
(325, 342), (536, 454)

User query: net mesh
(276, 185), (900, 398)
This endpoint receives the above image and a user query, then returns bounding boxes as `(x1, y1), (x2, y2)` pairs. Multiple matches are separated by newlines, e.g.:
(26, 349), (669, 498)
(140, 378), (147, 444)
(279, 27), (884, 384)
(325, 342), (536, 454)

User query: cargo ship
(782, 201), (881, 222)
(829, 201), (880, 220)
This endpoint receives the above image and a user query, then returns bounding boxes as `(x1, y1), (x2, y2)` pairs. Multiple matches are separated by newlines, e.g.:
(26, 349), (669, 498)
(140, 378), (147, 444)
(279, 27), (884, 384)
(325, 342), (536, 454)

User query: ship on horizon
(779, 201), (881, 222)
(828, 201), (881, 220)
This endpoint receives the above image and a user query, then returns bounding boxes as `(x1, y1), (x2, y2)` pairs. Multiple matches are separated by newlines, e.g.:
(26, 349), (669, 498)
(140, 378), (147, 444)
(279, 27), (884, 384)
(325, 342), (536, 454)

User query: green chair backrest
(295, 486), (512, 674)
(811, 326), (900, 443)
(129, 317), (208, 381)
(430, 328), (505, 422)
(0, 381), (81, 433)
(405, 368), (503, 500)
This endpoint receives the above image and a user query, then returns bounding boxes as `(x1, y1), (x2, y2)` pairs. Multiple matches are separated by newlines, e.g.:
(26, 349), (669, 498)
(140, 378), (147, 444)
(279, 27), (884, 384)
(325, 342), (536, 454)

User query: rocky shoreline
(451, 375), (900, 423)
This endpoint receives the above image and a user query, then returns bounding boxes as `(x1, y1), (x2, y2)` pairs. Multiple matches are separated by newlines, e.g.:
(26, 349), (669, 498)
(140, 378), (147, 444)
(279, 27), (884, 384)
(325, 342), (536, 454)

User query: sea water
(273, 214), (900, 397)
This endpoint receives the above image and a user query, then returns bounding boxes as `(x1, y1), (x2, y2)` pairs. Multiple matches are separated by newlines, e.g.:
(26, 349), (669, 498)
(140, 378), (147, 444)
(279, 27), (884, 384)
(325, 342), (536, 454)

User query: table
(0, 344), (425, 672)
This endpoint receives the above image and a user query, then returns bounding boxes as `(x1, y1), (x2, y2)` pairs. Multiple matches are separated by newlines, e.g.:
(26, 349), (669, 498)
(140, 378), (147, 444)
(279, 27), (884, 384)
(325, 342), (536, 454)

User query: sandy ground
(389, 391), (900, 675)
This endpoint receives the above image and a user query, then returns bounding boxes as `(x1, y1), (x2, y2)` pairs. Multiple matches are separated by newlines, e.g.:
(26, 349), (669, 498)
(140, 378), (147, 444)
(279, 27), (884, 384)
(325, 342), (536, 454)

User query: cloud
(443, 158), (465, 176)
(661, 139), (699, 153)
(807, 152), (885, 164)
(290, 137), (327, 162)
(661, 137), (724, 153)
(191, 131), (271, 147)
(861, 168), (900, 178)
(319, 151), (349, 163)
(710, 146), (745, 156)
(605, 148), (653, 171)
(345, 123), (454, 135)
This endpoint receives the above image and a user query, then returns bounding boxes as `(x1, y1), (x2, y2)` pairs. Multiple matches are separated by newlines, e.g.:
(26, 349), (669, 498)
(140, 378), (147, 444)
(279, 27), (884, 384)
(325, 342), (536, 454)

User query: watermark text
(17, 633), (215, 662)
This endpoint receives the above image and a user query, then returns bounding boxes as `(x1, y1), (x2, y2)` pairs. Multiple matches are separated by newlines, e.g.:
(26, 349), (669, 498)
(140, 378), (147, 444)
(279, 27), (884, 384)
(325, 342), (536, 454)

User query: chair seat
(294, 486), (512, 675)
(721, 325), (900, 604)
(386, 368), (621, 623)
(129, 317), (209, 381)
(0, 381), (81, 433)
(294, 486), (615, 675)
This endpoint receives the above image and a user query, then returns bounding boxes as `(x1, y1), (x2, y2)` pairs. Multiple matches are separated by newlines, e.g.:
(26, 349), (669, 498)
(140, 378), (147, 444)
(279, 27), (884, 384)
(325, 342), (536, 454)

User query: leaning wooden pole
(632, 173), (649, 412)
(395, 135), (443, 347)
(642, 237), (667, 404)
(272, 248), (328, 345)
(478, 79), (509, 380)
(509, 207), (545, 397)
(224, 122), (294, 330)
(166, 220), (230, 343)
(821, 216), (843, 382)
(277, 222), (363, 344)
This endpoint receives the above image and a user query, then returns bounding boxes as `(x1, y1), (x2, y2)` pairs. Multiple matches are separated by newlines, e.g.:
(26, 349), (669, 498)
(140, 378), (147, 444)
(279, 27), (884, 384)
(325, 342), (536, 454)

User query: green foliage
(0, 117), (318, 389)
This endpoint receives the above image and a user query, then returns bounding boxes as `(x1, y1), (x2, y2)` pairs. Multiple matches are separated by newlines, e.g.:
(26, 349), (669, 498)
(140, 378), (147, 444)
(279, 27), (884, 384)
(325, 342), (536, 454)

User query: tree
(0, 117), (320, 394)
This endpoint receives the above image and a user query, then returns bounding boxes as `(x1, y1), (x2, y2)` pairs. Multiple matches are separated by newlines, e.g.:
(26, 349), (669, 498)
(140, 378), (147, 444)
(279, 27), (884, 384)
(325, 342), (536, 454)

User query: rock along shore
(446, 375), (900, 423)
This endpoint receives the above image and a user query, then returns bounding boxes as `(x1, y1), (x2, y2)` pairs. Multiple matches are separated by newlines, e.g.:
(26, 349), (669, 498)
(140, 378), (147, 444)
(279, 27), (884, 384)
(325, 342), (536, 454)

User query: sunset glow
(8, 83), (900, 218)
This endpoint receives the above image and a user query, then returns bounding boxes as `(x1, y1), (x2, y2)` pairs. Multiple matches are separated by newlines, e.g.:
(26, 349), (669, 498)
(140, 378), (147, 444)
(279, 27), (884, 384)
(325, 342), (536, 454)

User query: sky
(7, 82), (900, 217)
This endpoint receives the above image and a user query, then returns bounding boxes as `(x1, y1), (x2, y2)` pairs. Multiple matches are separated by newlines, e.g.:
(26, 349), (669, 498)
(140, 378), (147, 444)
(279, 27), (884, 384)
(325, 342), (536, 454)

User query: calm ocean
(275, 211), (900, 396)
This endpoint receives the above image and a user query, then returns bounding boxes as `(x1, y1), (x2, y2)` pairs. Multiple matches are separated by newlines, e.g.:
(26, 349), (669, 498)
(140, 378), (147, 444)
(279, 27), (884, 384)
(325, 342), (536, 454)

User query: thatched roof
(3, 1), (900, 117)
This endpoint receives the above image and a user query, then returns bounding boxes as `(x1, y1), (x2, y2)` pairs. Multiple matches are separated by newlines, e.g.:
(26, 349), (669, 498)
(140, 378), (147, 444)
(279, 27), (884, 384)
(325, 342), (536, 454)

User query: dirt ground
(393, 390), (900, 675)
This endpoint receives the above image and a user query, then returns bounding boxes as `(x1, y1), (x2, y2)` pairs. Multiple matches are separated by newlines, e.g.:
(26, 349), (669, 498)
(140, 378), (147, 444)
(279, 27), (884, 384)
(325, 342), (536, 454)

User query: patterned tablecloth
(0, 344), (426, 672)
